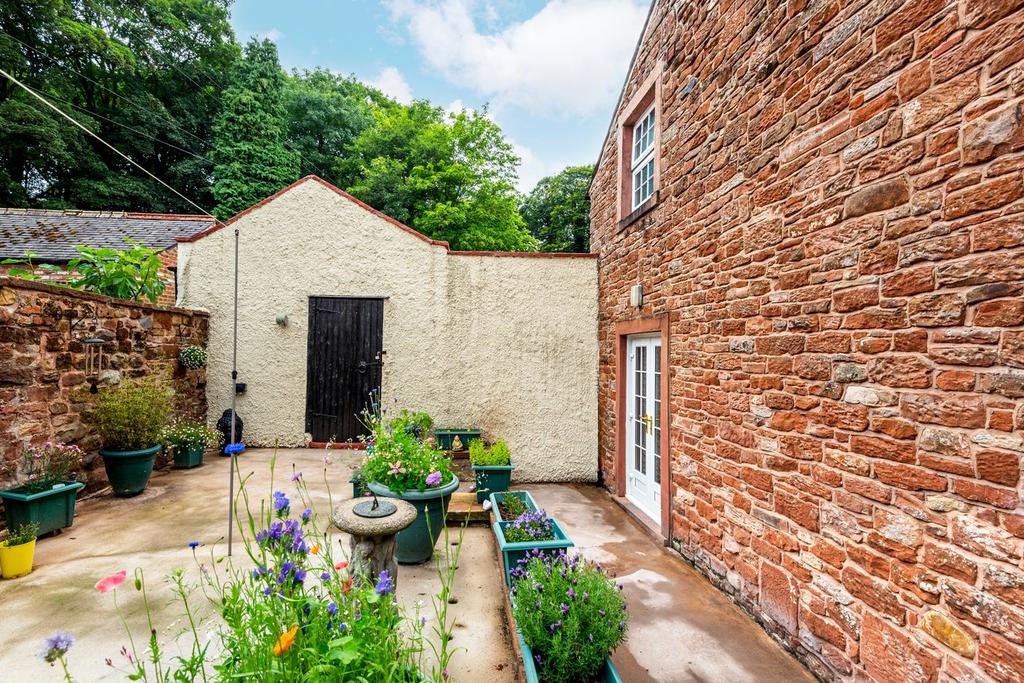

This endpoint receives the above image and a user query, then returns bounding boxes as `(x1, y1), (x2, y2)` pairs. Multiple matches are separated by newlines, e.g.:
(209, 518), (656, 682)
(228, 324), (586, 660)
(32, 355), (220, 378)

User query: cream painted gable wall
(178, 178), (599, 482)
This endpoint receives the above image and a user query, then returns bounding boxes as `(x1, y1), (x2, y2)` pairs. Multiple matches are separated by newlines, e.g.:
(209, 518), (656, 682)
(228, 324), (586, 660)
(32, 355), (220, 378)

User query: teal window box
(173, 444), (205, 469)
(0, 481), (85, 536)
(489, 490), (539, 522)
(434, 429), (481, 451)
(493, 517), (573, 588)
(516, 630), (622, 683)
(472, 463), (514, 503)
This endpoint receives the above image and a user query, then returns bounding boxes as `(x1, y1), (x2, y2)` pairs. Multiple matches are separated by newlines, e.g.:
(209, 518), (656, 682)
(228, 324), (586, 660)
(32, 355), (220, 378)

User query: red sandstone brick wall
(591, 1), (1024, 681)
(0, 278), (208, 496)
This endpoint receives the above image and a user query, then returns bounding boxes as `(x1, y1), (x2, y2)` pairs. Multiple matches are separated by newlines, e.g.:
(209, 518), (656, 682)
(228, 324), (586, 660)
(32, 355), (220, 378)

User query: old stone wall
(0, 278), (208, 494)
(591, 1), (1024, 681)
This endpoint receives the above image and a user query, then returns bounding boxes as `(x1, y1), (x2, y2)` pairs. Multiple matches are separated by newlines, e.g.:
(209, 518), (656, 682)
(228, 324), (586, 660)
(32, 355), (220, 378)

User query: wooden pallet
(446, 491), (490, 525)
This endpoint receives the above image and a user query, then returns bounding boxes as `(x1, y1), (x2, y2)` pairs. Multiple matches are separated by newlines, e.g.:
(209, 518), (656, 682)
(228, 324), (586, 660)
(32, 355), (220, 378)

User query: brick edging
(0, 277), (209, 316)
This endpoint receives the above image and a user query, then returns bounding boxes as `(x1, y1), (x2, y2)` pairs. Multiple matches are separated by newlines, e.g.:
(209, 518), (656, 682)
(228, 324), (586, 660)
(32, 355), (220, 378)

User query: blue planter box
(489, 490), (539, 522)
(517, 630), (622, 683)
(493, 518), (573, 588)
(472, 463), (514, 502)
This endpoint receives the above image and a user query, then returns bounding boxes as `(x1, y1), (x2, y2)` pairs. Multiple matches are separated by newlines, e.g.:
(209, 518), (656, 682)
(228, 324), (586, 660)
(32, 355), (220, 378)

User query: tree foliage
(339, 103), (536, 251)
(520, 164), (594, 253)
(211, 38), (298, 220)
(0, 1), (577, 252)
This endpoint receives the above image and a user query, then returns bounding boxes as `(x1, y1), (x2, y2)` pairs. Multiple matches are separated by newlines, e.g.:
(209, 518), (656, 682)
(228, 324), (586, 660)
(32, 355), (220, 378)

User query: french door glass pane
(653, 343), (661, 484)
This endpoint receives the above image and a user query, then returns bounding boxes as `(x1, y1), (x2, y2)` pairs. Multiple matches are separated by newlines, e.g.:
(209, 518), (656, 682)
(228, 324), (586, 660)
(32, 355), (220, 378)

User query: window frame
(630, 105), (656, 210)
(616, 64), (662, 227)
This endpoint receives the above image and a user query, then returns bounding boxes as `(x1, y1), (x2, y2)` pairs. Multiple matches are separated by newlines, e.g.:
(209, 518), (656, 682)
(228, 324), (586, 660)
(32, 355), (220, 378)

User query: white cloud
(510, 138), (564, 193)
(366, 66), (414, 104)
(386, 0), (648, 117)
(260, 28), (283, 43)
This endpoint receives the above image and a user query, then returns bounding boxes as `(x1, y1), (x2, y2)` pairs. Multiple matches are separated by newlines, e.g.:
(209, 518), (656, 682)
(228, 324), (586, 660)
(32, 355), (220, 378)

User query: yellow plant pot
(0, 539), (36, 579)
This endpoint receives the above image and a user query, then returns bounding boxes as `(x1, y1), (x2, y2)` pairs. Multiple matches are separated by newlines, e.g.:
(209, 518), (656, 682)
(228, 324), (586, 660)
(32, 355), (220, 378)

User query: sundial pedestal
(331, 496), (417, 591)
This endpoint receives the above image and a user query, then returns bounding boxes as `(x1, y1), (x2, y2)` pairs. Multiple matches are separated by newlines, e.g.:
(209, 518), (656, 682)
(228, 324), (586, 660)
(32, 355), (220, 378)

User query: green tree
(210, 38), (298, 220)
(284, 68), (392, 186)
(339, 103), (536, 252)
(520, 165), (593, 253)
(0, 0), (236, 211)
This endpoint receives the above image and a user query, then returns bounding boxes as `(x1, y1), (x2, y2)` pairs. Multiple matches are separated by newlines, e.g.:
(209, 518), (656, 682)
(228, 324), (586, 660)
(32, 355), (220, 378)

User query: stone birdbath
(331, 495), (417, 590)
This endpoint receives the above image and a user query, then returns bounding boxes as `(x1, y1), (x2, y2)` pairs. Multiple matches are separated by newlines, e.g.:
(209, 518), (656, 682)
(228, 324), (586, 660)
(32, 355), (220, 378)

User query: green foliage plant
(178, 345), (208, 370)
(511, 551), (629, 683)
(360, 396), (453, 493)
(160, 418), (220, 450)
(66, 242), (167, 302)
(0, 251), (62, 280)
(388, 409), (433, 441)
(3, 522), (40, 547)
(6, 442), (83, 492)
(469, 438), (512, 466)
(497, 494), (528, 520)
(93, 379), (171, 451)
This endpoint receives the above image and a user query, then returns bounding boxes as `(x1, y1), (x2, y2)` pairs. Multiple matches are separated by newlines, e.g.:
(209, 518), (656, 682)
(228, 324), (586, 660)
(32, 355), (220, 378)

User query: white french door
(626, 334), (662, 525)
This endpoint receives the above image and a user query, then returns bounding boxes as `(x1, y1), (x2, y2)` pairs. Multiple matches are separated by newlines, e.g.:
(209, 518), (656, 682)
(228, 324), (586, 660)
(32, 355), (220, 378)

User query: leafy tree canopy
(520, 164), (594, 253)
(0, 1), (590, 252)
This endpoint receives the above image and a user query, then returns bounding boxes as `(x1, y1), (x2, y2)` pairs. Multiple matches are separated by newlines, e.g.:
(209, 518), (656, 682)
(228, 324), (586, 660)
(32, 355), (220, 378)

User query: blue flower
(188, 541), (200, 549)
(301, 508), (312, 522)
(273, 490), (290, 515)
(41, 633), (73, 664)
(339, 622), (348, 633)
(291, 471), (303, 482)
(375, 569), (393, 596)
(328, 601), (338, 616)
(320, 572), (331, 581)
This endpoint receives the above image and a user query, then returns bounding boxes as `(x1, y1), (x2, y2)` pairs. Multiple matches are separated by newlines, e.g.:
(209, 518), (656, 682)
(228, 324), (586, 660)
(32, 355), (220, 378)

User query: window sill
(617, 191), (659, 232)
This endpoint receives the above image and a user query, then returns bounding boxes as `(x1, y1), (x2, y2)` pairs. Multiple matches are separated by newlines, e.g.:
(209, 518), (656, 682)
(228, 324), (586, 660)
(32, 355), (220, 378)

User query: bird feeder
(82, 337), (105, 393)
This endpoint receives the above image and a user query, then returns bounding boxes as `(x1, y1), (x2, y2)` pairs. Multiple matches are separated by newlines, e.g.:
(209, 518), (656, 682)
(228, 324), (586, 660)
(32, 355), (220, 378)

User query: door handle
(641, 414), (653, 434)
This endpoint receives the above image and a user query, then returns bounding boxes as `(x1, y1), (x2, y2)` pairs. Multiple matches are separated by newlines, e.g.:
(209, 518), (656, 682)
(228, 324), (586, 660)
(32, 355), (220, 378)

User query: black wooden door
(305, 297), (384, 442)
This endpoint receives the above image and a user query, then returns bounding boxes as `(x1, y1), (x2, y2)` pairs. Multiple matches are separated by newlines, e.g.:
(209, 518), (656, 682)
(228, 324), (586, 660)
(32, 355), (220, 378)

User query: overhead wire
(0, 66), (212, 216)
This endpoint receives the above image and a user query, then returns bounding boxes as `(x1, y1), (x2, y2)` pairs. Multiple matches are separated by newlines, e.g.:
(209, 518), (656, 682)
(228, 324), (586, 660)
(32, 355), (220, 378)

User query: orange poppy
(273, 625), (298, 656)
(342, 577), (353, 594)
(310, 544), (320, 555)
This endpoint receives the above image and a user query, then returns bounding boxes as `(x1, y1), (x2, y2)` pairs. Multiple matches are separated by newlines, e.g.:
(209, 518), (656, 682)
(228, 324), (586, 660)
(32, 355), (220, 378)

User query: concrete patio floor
(1, 449), (815, 682)
(0, 448), (515, 682)
(525, 484), (816, 683)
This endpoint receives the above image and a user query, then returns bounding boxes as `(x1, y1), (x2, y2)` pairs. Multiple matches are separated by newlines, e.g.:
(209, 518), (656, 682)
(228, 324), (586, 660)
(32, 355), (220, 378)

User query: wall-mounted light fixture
(630, 283), (644, 308)
(275, 314), (288, 327)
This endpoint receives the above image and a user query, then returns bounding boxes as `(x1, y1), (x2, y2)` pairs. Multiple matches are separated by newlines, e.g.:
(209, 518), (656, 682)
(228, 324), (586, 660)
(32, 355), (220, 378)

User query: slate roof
(0, 208), (216, 262)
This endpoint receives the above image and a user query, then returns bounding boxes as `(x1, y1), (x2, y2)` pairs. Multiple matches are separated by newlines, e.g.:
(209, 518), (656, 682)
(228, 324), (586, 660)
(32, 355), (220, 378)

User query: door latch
(357, 352), (384, 374)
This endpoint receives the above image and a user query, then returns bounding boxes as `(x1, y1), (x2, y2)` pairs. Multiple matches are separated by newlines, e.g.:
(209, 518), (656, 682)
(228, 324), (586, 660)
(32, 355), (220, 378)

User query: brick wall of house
(591, 1), (1024, 681)
(0, 277), (208, 496)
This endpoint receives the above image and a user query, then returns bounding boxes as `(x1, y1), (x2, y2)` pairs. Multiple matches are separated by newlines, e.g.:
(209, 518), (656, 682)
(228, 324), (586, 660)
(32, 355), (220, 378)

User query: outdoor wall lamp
(630, 283), (644, 308)
(275, 314), (288, 326)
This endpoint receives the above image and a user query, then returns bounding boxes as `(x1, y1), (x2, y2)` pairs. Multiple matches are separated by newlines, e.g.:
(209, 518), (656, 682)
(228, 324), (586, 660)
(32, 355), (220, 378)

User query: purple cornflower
(375, 569), (393, 596)
(327, 601), (338, 616)
(301, 508), (312, 522)
(273, 490), (290, 515)
(291, 471), (303, 482)
(425, 471), (442, 487)
(339, 622), (348, 633)
(320, 572), (331, 581)
(41, 633), (73, 664)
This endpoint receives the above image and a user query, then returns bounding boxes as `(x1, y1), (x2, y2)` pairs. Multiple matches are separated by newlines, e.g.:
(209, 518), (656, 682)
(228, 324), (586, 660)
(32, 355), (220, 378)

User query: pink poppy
(95, 570), (128, 593)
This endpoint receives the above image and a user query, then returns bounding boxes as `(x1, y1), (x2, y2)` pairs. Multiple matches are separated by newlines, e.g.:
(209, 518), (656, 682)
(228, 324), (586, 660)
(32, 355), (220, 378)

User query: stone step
(447, 491), (490, 525)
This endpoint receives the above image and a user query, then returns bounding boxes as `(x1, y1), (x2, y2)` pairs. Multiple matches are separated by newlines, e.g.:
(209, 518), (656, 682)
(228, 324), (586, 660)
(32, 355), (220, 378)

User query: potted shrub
(178, 345), (207, 370)
(93, 379), (170, 496)
(434, 428), (482, 451)
(0, 522), (40, 579)
(161, 418), (221, 469)
(489, 490), (539, 522)
(511, 550), (628, 683)
(0, 442), (84, 536)
(388, 409), (433, 441)
(362, 405), (458, 564)
(493, 509), (573, 587)
(470, 439), (514, 503)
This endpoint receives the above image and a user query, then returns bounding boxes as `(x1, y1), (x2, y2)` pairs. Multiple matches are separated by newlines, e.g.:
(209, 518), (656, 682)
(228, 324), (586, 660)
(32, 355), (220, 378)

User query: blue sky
(229, 0), (650, 191)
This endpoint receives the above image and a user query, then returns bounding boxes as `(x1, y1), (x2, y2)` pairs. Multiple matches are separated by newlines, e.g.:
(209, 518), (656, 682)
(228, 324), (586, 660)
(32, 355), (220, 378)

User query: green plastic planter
(472, 463), (514, 503)
(0, 481), (85, 536)
(516, 630), (622, 683)
(434, 429), (481, 451)
(173, 444), (205, 469)
(489, 490), (539, 522)
(367, 475), (460, 564)
(100, 445), (161, 496)
(494, 518), (573, 587)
